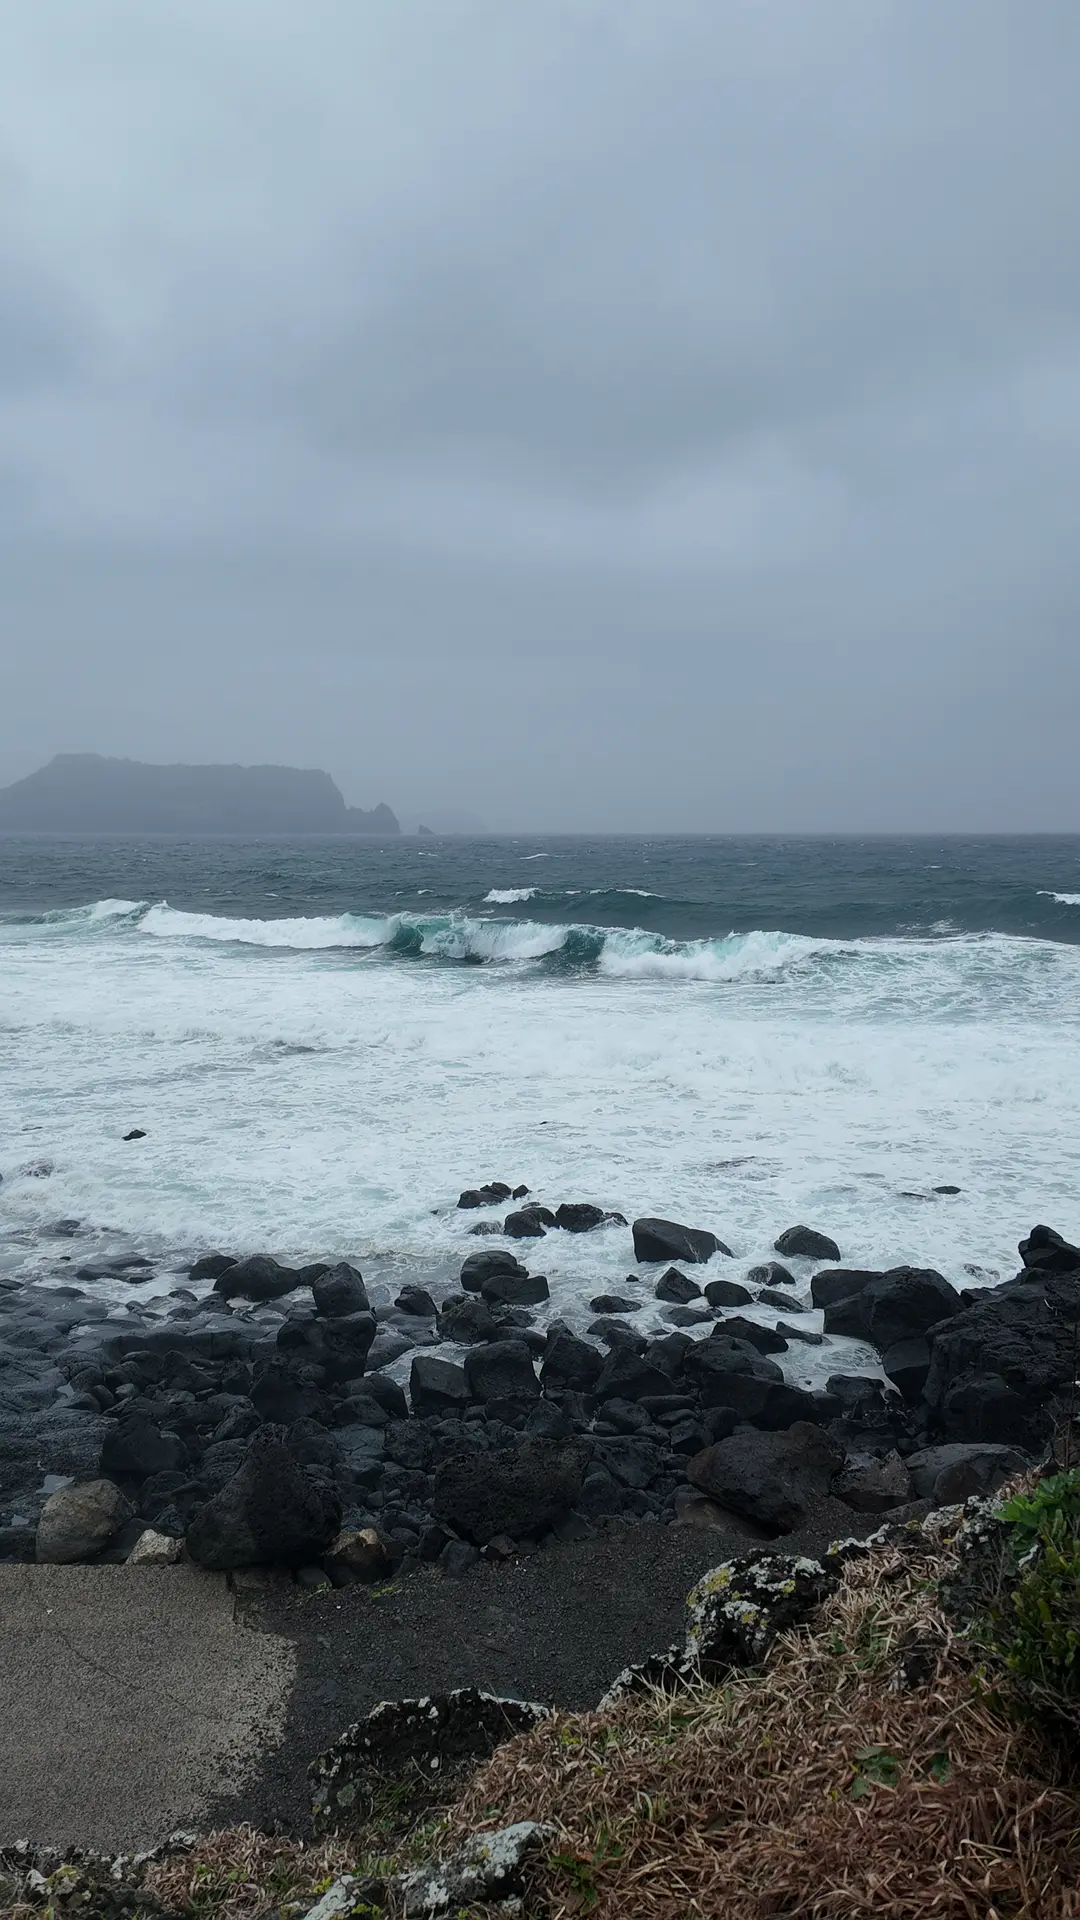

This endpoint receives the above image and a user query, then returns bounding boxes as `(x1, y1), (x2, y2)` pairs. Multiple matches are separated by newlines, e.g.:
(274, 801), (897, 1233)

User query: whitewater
(4, 832), (1080, 1384)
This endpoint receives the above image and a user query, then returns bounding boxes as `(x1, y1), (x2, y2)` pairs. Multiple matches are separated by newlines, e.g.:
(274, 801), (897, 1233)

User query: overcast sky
(1, 2), (1078, 830)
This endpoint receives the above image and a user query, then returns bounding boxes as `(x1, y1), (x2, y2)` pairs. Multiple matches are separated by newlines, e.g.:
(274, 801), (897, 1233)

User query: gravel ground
(216, 1495), (872, 1836)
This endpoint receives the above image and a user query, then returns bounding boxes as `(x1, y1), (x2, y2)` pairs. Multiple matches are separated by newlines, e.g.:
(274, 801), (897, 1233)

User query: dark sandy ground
(214, 1496), (870, 1836)
(1, 1499), (873, 1851)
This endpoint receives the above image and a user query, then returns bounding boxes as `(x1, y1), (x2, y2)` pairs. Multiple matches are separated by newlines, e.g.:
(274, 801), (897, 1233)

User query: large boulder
(503, 1206), (555, 1239)
(457, 1182), (512, 1209)
(904, 1441), (1031, 1504)
(774, 1226), (841, 1262)
(36, 1479), (134, 1563)
(833, 1450), (913, 1513)
(681, 1337), (784, 1416)
(686, 1423), (843, 1533)
(655, 1268), (702, 1304)
(704, 1278), (753, 1308)
(632, 1218), (730, 1264)
(555, 1203), (606, 1232)
(312, 1263), (369, 1318)
(858, 1268), (962, 1353)
(311, 1690), (549, 1834)
(810, 1267), (882, 1309)
(433, 1438), (591, 1543)
(410, 1355), (471, 1416)
(213, 1255), (303, 1302)
(460, 1250), (527, 1293)
(1018, 1224), (1080, 1275)
(480, 1270), (549, 1308)
(922, 1269), (1080, 1445)
(185, 1426), (341, 1568)
(462, 1339), (539, 1404)
(685, 1552), (838, 1673)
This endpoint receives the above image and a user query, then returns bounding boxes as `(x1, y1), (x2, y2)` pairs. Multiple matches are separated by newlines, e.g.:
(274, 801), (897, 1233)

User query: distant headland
(0, 754), (400, 835)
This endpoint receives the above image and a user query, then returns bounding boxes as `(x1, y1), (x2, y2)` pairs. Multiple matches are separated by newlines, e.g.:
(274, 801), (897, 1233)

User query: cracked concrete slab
(0, 1563), (295, 1851)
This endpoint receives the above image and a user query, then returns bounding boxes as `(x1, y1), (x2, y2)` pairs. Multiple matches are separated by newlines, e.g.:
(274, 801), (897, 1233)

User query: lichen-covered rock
(601, 1551), (837, 1702)
(395, 1820), (552, 1915)
(310, 1690), (550, 1834)
(684, 1552), (837, 1675)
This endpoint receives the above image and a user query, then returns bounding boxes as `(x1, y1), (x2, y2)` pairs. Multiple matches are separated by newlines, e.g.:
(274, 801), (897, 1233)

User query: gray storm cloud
(1, 1), (1078, 829)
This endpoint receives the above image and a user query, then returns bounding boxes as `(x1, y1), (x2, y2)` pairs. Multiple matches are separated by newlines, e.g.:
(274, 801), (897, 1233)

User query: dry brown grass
(450, 1537), (1080, 1920)
(140, 1827), (355, 1918)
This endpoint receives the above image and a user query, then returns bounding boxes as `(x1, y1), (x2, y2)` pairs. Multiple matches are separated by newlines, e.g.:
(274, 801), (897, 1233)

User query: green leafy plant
(989, 1467), (1080, 1715)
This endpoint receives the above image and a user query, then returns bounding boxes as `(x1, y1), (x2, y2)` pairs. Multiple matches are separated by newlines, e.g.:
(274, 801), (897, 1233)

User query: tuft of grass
(444, 1523), (1080, 1920)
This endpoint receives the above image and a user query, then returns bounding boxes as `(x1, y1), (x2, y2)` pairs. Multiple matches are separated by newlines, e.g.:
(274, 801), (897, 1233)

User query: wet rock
(655, 1267), (702, 1304)
(703, 1278), (753, 1308)
(457, 1182), (512, 1209)
(774, 1226), (841, 1262)
(503, 1206), (554, 1239)
(185, 1426), (341, 1569)
(746, 1262), (797, 1291)
(589, 1294), (641, 1314)
(433, 1438), (591, 1543)
(480, 1270), (549, 1308)
(810, 1266), (882, 1309)
(632, 1218), (729, 1264)
(410, 1355), (471, 1416)
(588, 1320), (647, 1353)
(717, 1316), (788, 1356)
(99, 1415), (187, 1479)
(905, 1441), (1031, 1504)
(189, 1253), (237, 1284)
(554, 1202), (606, 1232)
(758, 1288), (804, 1312)
(396, 1286), (437, 1317)
(687, 1423), (843, 1533)
(459, 1249), (527, 1293)
(463, 1340), (539, 1404)
(36, 1479), (134, 1563)
(214, 1255), (303, 1303)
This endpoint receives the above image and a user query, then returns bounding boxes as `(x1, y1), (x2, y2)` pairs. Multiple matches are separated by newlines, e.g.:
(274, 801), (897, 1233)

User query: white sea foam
(3, 906), (1080, 1382)
(1040, 892), (1080, 906)
(484, 887), (539, 904)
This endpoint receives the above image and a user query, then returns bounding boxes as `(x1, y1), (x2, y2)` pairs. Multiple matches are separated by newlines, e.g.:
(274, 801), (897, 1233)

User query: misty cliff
(0, 755), (399, 835)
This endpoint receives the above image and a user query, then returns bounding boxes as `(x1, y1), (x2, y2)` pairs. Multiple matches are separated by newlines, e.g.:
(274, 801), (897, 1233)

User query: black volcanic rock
(632, 1218), (730, 1264)
(0, 753), (399, 834)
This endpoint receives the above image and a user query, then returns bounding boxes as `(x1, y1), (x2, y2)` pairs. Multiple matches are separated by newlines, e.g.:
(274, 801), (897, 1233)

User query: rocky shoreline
(3, 1193), (1079, 1580)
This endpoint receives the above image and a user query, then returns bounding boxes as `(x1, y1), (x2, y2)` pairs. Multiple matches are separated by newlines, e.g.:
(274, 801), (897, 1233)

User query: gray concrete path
(0, 1563), (294, 1851)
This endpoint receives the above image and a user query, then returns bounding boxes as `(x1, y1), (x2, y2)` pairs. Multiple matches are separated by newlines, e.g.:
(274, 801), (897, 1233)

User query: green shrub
(988, 1469), (1080, 1716)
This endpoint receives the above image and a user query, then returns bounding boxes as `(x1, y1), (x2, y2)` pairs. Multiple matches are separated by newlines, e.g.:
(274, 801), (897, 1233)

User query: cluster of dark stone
(1, 1213), (1077, 1577)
